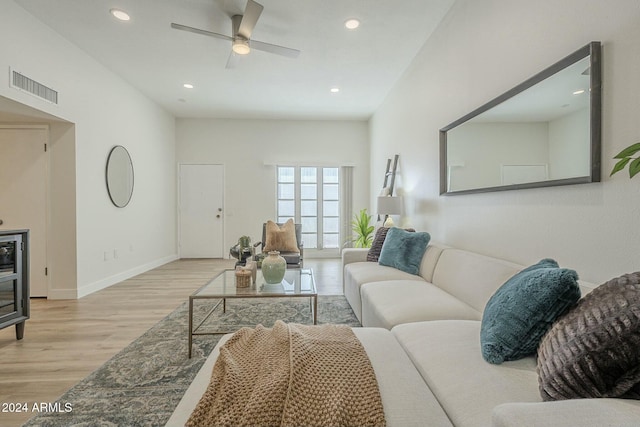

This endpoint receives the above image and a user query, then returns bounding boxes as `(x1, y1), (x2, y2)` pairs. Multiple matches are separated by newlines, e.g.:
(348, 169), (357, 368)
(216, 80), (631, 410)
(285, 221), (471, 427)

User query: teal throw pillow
(378, 227), (430, 275)
(480, 259), (581, 364)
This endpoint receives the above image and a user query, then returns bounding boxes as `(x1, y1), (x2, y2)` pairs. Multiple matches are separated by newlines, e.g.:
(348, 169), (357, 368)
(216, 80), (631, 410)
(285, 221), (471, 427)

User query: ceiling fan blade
(238, 0), (264, 39)
(225, 51), (240, 69)
(251, 39), (300, 58)
(171, 23), (232, 42)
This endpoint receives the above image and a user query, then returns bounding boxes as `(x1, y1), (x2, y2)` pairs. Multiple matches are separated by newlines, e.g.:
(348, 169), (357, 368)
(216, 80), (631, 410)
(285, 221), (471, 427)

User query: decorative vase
(261, 251), (286, 284)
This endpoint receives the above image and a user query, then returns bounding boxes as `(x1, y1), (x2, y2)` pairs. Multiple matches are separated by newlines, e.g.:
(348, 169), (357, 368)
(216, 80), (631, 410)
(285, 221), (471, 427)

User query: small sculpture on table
(229, 235), (258, 267)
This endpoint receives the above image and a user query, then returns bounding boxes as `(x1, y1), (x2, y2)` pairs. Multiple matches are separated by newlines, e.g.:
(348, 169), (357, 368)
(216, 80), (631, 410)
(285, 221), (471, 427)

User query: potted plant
(611, 142), (640, 178)
(347, 209), (375, 248)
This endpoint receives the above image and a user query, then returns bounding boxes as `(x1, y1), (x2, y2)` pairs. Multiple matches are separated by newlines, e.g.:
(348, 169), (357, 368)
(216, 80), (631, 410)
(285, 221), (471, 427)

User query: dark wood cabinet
(0, 230), (29, 340)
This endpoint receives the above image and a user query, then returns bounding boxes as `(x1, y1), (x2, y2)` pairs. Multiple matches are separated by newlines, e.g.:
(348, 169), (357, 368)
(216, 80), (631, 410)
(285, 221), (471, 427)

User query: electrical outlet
(104, 251), (111, 261)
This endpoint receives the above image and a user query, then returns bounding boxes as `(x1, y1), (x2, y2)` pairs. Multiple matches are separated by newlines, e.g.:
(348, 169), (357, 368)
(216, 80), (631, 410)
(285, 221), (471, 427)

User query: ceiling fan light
(232, 38), (251, 55)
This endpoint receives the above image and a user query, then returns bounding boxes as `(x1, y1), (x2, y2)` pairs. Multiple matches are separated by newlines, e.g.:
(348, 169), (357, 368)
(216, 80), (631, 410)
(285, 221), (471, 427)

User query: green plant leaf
(613, 142), (640, 159)
(629, 157), (640, 179)
(348, 208), (374, 248)
(610, 157), (632, 176)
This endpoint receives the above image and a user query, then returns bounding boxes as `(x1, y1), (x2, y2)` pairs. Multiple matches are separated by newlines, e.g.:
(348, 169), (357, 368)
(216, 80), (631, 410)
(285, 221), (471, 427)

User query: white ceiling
(14, 0), (454, 120)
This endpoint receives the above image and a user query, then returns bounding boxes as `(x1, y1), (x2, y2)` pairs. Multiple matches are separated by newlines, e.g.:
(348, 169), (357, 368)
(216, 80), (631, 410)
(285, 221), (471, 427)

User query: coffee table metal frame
(188, 267), (317, 358)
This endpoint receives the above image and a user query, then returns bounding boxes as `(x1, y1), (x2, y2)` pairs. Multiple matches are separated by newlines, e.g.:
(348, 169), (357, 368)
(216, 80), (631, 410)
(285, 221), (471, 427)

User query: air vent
(10, 69), (58, 104)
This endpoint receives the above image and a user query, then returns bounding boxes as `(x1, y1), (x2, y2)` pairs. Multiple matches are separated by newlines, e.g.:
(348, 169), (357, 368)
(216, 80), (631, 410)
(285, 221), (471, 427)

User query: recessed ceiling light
(110, 8), (131, 21)
(573, 89), (585, 95)
(183, 83), (194, 89)
(330, 87), (340, 93)
(344, 19), (360, 30)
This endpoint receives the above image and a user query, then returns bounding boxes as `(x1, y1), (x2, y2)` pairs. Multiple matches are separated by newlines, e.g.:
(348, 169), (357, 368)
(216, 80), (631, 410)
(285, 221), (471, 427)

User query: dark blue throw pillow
(480, 258), (581, 364)
(378, 227), (430, 275)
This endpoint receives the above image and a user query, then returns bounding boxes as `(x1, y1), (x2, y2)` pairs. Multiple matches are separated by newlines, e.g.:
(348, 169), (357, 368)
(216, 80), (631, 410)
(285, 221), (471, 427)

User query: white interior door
(179, 164), (224, 258)
(0, 126), (48, 297)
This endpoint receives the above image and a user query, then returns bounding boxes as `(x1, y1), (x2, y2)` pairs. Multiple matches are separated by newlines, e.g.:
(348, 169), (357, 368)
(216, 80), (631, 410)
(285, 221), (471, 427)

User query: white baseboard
(75, 254), (179, 299)
(47, 288), (79, 300)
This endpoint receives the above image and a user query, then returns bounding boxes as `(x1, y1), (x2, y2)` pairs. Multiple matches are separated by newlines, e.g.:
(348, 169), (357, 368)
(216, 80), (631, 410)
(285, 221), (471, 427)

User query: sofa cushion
(418, 242), (448, 283)
(537, 272), (640, 401)
(480, 259), (581, 364)
(361, 280), (481, 329)
(352, 328), (453, 427)
(431, 249), (522, 313)
(378, 228), (430, 275)
(492, 399), (640, 427)
(392, 320), (540, 427)
(343, 262), (424, 322)
(345, 262), (424, 287)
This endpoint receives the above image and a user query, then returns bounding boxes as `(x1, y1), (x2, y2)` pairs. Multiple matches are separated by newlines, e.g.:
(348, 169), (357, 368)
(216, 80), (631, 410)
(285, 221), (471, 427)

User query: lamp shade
(377, 196), (402, 215)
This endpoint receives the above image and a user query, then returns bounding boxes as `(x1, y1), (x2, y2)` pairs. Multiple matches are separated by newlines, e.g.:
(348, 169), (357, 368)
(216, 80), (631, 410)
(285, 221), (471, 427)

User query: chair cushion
(279, 252), (301, 266)
(537, 271), (640, 401)
(378, 228), (430, 275)
(264, 219), (299, 253)
(480, 259), (580, 364)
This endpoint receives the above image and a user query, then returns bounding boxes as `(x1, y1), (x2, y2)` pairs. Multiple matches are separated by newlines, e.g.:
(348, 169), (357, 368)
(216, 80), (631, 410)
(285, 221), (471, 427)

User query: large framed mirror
(440, 42), (601, 195)
(106, 145), (134, 208)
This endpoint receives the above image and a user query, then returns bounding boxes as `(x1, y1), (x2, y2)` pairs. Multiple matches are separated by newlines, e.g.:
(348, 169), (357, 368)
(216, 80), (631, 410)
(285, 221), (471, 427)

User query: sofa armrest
(342, 248), (369, 266)
(492, 399), (640, 427)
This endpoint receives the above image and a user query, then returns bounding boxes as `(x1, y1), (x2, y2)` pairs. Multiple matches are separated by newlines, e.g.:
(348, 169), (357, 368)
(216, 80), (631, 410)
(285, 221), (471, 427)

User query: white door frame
(0, 124), (50, 297)
(177, 163), (225, 258)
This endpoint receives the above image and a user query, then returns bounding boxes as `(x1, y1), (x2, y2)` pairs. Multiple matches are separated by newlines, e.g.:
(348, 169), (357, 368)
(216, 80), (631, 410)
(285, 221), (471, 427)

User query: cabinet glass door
(0, 237), (19, 319)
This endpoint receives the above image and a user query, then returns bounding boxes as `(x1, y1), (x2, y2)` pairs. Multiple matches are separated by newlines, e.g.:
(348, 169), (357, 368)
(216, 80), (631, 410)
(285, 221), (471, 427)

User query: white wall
(370, 0), (640, 284)
(0, 2), (177, 297)
(176, 119), (369, 256)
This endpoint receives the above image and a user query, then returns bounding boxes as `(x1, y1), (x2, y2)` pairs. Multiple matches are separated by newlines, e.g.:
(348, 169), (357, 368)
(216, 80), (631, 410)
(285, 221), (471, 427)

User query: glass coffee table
(188, 268), (317, 357)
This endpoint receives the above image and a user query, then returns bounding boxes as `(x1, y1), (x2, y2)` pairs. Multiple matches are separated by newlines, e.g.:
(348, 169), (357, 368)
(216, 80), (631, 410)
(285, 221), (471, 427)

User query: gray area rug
(23, 295), (359, 427)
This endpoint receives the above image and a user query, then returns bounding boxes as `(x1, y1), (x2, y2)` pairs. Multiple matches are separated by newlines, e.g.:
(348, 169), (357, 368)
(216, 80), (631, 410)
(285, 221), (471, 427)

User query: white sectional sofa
(344, 243), (525, 328)
(168, 241), (640, 427)
(342, 242), (640, 427)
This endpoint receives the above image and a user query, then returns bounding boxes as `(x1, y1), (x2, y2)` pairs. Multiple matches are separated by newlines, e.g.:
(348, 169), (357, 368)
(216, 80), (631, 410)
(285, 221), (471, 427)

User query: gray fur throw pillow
(537, 272), (640, 401)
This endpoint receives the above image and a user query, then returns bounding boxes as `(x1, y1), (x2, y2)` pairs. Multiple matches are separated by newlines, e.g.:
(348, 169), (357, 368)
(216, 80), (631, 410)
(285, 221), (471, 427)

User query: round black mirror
(106, 145), (134, 208)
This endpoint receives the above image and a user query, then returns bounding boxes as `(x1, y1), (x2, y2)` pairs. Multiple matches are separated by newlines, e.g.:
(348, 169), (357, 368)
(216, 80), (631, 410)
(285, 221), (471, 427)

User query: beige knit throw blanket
(186, 321), (386, 427)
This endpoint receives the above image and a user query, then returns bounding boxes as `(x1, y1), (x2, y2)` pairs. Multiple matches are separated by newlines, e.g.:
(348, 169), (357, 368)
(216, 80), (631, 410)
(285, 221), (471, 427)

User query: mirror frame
(440, 41), (601, 195)
(106, 145), (134, 208)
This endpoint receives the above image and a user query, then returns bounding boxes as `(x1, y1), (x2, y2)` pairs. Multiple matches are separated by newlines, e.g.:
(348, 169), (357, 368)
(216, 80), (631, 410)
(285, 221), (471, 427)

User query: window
(277, 166), (341, 252)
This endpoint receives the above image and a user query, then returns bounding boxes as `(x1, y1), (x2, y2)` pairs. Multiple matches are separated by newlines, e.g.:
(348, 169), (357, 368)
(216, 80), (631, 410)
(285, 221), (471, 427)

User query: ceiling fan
(171, 0), (301, 68)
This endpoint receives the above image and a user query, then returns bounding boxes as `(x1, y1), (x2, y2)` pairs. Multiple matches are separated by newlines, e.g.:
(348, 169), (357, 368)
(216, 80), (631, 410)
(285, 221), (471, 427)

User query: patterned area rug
(22, 295), (359, 427)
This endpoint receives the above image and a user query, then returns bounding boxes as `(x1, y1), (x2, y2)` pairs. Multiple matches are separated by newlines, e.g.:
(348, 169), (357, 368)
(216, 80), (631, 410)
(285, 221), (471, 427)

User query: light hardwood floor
(0, 258), (342, 427)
